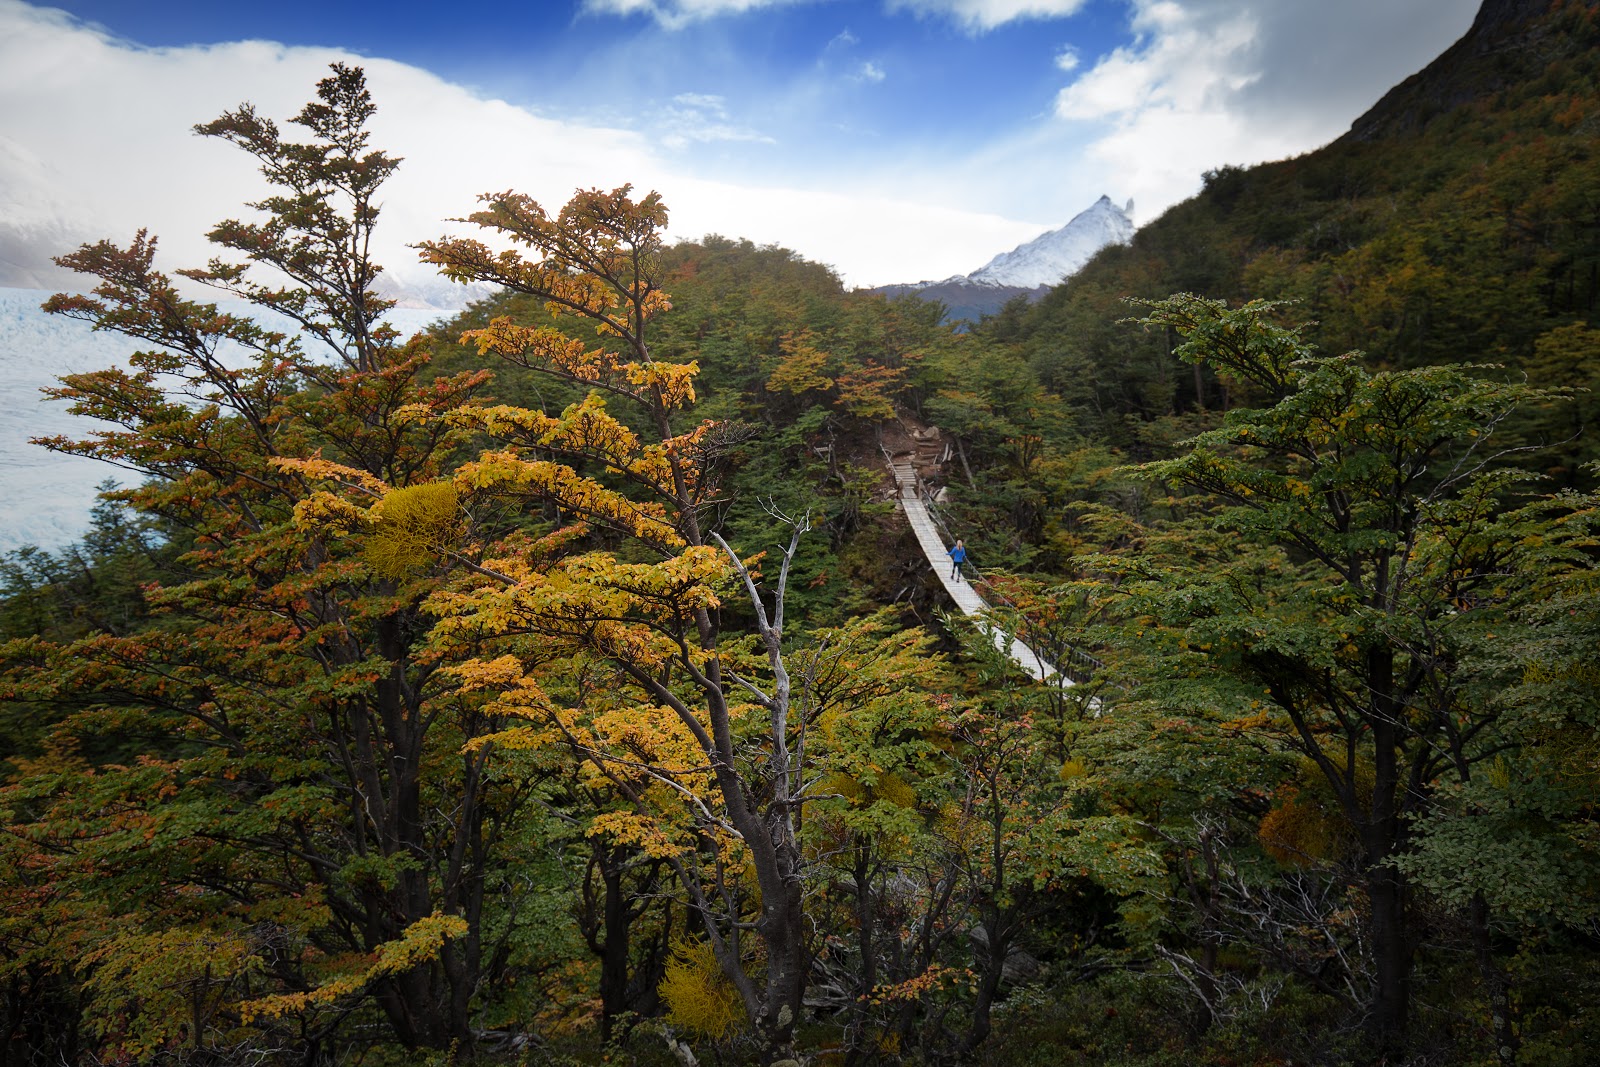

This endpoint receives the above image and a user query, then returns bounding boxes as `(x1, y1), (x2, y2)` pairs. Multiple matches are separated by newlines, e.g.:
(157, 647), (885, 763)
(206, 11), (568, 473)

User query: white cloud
(655, 92), (773, 149)
(0, 0), (1485, 298)
(1054, 46), (1079, 73)
(673, 91), (729, 111)
(584, 0), (1095, 32)
(1049, 0), (1479, 219)
(857, 60), (887, 83)
(580, 0), (812, 30)
(0, 0), (1038, 291)
(1055, 4), (1258, 122)
(0, 1), (663, 293)
(1224, 0), (1481, 131)
(886, 0), (1092, 33)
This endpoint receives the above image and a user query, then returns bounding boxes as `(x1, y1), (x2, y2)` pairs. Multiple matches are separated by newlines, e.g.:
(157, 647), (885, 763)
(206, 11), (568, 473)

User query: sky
(0, 0), (1482, 294)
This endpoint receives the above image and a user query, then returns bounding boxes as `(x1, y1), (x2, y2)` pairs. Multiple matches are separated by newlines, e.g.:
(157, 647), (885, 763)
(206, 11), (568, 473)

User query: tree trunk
(755, 874), (808, 1065)
(954, 437), (977, 490)
(1366, 711), (1410, 1059)
(599, 857), (632, 1044)
(1366, 862), (1410, 1057)
(959, 917), (1009, 1056)
(1472, 892), (1520, 1066)
(842, 846), (879, 1065)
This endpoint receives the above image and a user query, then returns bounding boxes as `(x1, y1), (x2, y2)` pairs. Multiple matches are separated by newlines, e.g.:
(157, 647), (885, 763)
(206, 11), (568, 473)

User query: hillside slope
(998, 0), (1600, 474)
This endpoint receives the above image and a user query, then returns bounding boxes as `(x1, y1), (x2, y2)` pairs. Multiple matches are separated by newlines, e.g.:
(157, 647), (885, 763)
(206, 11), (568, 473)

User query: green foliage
(1399, 754), (1600, 923)
(7, 9), (1600, 1059)
(0, 65), (532, 1063)
(0, 492), (167, 644)
(82, 927), (262, 1060)
(1093, 292), (1600, 1058)
(987, 6), (1600, 476)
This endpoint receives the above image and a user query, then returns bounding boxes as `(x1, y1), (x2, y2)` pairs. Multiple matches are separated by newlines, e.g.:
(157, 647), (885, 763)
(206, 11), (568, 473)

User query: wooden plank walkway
(891, 461), (1071, 685)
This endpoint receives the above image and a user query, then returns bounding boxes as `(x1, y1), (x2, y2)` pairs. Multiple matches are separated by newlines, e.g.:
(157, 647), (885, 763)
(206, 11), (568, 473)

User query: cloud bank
(888, 0), (1093, 33)
(1044, 0), (1480, 215)
(0, 1), (1042, 293)
(0, 0), (1482, 296)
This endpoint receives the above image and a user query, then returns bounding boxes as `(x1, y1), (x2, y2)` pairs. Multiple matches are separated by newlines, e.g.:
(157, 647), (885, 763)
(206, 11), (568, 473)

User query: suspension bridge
(888, 455), (1079, 686)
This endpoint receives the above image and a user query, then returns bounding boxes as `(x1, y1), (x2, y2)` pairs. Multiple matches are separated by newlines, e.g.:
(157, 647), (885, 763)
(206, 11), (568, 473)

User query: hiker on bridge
(948, 539), (968, 582)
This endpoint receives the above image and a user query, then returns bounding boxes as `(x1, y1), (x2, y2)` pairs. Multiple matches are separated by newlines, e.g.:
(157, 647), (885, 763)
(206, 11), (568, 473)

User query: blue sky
(42, 1), (1129, 117)
(28, 0), (1132, 183)
(1, 0), (1481, 291)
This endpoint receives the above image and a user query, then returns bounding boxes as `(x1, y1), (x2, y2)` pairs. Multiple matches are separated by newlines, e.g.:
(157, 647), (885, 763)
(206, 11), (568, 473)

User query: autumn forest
(5, 6), (1600, 1065)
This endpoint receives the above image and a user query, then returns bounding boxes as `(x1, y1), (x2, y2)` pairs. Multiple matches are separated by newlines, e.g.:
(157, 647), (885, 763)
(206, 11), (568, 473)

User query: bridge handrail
(882, 446), (1108, 681)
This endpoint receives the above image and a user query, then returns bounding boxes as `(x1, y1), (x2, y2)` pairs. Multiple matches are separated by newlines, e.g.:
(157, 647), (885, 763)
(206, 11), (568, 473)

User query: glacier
(0, 287), (453, 554)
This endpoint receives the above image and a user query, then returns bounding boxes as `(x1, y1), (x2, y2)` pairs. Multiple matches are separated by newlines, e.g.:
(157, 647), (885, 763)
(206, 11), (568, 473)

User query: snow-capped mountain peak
(871, 195), (1135, 322)
(966, 195), (1134, 289)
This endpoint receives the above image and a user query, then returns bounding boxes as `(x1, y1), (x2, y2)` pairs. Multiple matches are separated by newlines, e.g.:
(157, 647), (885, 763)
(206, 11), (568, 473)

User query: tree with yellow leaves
(401, 185), (820, 1063)
(1, 66), (531, 1060)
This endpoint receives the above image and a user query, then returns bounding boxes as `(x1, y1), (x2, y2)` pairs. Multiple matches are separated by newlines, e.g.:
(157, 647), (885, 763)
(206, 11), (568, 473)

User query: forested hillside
(3, 7), (1599, 1064)
(991, 0), (1600, 480)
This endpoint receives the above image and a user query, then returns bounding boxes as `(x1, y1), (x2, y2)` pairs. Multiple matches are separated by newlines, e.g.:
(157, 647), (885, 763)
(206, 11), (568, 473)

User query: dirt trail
(878, 406), (946, 490)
